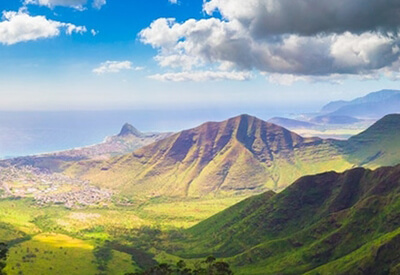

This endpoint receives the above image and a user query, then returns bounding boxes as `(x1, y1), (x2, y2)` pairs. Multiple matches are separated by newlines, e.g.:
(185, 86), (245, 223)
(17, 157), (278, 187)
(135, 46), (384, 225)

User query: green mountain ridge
(345, 113), (400, 167)
(176, 164), (400, 274)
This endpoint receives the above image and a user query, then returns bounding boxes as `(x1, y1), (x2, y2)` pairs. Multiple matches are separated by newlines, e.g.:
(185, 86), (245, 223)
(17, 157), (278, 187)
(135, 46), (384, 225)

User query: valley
(0, 195), (247, 274)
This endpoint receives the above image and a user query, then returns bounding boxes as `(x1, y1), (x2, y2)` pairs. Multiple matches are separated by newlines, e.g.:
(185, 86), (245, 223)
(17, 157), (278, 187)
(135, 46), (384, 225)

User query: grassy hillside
(0, 195), (248, 274)
(344, 114), (400, 167)
(3, 233), (138, 275)
(176, 164), (400, 274)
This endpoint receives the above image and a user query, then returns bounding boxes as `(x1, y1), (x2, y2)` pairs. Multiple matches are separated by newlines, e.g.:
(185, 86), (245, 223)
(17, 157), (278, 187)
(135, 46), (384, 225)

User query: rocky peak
(118, 123), (143, 137)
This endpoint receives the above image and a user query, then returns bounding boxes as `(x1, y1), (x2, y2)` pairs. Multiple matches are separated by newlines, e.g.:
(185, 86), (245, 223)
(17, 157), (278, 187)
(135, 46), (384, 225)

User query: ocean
(0, 108), (301, 159)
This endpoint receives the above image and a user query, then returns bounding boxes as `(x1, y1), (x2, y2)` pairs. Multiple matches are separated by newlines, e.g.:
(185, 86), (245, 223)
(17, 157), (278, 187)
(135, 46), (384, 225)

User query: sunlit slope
(344, 113), (400, 168)
(71, 114), (351, 197)
(184, 165), (400, 274)
(3, 233), (138, 275)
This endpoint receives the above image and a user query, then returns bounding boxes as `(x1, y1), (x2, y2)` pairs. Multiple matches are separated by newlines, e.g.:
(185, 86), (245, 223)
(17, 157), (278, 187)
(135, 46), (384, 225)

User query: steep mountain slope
(71, 114), (351, 197)
(182, 165), (400, 274)
(344, 114), (400, 167)
(0, 123), (172, 172)
(320, 89), (400, 119)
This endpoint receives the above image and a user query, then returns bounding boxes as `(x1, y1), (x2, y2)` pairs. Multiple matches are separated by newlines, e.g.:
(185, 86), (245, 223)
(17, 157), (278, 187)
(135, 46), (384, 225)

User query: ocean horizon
(0, 108), (303, 159)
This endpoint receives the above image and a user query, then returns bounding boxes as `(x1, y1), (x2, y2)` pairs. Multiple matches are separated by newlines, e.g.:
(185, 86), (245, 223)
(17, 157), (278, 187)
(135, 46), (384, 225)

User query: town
(0, 166), (112, 208)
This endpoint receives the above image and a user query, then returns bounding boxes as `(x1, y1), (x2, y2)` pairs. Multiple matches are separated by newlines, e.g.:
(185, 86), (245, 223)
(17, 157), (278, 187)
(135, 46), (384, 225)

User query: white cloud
(64, 23), (86, 35)
(24, 0), (87, 10)
(169, 0), (178, 4)
(267, 73), (345, 85)
(148, 70), (252, 82)
(92, 0), (106, 9)
(139, 1), (400, 82)
(93, 61), (133, 74)
(91, 29), (98, 36)
(0, 9), (87, 45)
(24, 0), (107, 10)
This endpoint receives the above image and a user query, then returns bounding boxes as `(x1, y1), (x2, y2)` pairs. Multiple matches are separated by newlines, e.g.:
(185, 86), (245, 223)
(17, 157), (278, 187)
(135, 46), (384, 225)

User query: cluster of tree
(129, 226), (163, 249)
(93, 241), (113, 273)
(127, 256), (233, 275)
(0, 243), (8, 275)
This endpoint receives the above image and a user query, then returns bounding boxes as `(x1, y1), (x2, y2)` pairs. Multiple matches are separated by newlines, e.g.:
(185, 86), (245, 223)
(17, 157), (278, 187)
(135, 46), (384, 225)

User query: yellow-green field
(0, 196), (247, 274)
(4, 233), (137, 275)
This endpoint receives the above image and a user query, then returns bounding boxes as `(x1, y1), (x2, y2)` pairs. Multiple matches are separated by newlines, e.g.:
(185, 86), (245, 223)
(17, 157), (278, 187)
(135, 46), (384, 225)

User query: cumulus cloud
(203, 0), (400, 37)
(169, 0), (178, 4)
(149, 70), (252, 82)
(93, 61), (133, 74)
(24, 0), (87, 10)
(140, 0), (400, 82)
(0, 9), (87, 45)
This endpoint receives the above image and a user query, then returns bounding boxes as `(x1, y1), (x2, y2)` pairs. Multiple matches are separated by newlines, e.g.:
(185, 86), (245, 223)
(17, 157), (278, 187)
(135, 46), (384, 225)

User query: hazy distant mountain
(0, 123), (172, 172)
(320, 89), (400, 119)
(320, 100), (348, 113)
(311, 115), (361, 124)
(267, 117), (316, 128)
(118, 123), (144, 137)
(185, 164), (400, 274)
(71, 114), (400, 199)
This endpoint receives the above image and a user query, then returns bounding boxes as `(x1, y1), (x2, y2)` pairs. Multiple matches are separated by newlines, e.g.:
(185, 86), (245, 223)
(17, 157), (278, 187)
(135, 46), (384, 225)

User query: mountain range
(320, 89), (400, 119)
(66, 113), (400, 199)
(269, 90), (400, 133)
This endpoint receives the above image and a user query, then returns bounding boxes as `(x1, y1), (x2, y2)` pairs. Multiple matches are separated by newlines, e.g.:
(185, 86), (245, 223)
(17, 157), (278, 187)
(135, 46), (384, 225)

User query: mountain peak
(346, 113), (400, 167)
(118, 123), (143, 137)
(232, 113), (255, 121)
(352, 113), (400, 139)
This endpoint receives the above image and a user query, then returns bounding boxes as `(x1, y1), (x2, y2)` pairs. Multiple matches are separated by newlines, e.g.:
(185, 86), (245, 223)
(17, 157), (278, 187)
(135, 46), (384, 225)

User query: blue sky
(0, 0), (399, 112)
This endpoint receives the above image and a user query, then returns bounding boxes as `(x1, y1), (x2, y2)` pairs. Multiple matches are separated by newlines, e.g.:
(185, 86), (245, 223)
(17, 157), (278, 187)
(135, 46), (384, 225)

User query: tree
(128, 256), (234, 275)
(0, 243), (8, 275)
(93, 242), (113, 272)
(209, 262), (233, 275)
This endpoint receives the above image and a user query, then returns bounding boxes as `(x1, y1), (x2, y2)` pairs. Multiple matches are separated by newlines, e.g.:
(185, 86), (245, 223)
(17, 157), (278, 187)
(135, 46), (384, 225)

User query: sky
(0, 0), (400, 112)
